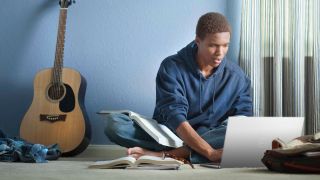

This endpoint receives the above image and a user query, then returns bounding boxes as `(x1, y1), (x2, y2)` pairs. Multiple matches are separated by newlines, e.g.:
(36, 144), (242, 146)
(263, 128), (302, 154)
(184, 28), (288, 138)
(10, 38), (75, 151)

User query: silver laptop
(202, 116), (304, 168)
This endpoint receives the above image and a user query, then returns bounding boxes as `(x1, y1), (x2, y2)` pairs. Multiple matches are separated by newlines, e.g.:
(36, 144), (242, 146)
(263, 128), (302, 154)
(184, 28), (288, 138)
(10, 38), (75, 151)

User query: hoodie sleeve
(231, 76), (253, 116)
(154, 60), (189, 132)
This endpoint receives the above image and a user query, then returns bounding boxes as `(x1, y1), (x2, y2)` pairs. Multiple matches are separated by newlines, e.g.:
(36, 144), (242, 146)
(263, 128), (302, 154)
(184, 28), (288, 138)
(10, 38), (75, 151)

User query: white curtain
(240, 0), (320, 134)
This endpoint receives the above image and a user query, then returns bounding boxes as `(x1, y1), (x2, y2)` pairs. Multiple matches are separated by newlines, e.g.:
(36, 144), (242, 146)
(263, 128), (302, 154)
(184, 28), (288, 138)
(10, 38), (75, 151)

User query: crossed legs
(104, 113), (226, 163)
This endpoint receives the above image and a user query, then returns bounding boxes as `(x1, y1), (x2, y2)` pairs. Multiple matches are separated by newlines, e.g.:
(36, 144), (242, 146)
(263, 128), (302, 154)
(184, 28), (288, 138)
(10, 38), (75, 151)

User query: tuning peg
(70, 0), (76, 6)
(68, 0), (75, 6)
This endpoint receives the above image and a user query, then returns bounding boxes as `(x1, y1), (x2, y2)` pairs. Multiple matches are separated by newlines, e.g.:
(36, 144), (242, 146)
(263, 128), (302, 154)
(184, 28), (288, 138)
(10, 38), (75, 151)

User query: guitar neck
(53, 8), (68, 84)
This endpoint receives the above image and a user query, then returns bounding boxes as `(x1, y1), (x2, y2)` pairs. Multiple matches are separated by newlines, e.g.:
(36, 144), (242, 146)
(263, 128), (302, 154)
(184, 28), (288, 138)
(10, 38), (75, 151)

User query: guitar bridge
(40, 114), (67, 122)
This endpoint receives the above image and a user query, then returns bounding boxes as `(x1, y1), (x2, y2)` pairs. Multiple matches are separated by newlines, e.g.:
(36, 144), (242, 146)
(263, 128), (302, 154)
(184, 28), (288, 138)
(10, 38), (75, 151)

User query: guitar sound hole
(47, 83), (66, 101)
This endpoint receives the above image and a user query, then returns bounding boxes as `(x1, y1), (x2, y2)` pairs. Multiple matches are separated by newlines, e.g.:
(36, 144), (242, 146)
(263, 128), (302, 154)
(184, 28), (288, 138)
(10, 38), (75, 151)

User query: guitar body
(20, 68), (91, 156)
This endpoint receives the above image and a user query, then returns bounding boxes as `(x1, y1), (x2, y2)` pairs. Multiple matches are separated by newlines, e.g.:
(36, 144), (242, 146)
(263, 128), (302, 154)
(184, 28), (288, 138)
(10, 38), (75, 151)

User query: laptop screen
(220, 116), (304, 168)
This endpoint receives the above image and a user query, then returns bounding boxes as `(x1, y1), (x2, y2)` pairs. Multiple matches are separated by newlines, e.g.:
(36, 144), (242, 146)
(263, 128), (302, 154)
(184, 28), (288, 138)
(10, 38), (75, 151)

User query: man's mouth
(213, 59), (222, 63)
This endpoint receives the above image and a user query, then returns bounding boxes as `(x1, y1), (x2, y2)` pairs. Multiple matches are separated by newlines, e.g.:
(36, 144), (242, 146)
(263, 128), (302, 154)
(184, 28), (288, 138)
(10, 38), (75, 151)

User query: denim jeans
(104, 113), (226, 164)
(0, 137), (61, 163)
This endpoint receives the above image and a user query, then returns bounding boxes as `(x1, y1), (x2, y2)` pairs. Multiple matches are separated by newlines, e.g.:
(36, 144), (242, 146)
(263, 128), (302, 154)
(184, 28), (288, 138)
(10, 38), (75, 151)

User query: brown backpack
(262, 132), (320, 173)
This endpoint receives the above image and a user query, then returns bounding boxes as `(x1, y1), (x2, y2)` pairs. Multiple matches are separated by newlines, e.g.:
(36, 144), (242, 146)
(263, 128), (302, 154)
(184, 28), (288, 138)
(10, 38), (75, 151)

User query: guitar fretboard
(53, 8), (68, 84)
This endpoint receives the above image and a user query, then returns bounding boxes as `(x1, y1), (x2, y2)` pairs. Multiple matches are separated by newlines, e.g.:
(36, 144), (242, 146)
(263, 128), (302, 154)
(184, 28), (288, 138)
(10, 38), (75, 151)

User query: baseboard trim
(72, 144), (127, 160)
(86, 144), (126, 151)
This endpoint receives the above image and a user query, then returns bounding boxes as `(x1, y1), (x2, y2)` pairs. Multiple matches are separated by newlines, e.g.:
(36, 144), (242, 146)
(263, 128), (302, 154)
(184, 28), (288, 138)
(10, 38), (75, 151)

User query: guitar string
(58, 9), (66, 100)
(59, 9), (67, 101)
(52, 8), (66, 109)
(52, 10), (60, 102)
(54, 8), (63, 114)
(54, 9), (61, 101)
(58, 9), (65, 100)
(53, 9), (62, 101)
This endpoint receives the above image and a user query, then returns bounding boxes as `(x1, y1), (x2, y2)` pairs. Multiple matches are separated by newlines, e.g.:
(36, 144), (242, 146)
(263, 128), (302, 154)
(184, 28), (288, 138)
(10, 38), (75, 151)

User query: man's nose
(216, 46), (223, 55)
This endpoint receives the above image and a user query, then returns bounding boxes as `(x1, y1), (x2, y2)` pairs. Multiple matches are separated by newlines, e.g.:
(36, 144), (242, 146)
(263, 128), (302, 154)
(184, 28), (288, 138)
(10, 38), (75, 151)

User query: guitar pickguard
(59, 83), (75, 112)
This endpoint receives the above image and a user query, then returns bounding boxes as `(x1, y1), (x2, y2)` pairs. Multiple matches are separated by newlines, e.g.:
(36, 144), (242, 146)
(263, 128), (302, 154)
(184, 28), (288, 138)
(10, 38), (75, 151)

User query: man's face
(195, 32), (230, 68)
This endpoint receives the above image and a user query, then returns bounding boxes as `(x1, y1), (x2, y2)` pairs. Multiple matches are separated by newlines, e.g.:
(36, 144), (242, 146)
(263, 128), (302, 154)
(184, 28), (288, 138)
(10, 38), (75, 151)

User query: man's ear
(195, 36), (201, 46)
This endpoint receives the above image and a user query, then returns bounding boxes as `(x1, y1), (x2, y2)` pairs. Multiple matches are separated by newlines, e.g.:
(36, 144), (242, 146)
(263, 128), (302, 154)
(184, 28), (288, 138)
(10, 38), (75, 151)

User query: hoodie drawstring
(199, 74), (203, 113)
(212, 77), (216, 114)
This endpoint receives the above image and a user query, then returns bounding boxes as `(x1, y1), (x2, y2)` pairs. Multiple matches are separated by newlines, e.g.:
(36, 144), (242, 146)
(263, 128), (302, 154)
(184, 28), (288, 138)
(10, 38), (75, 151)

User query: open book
(98, 110), (183, 148)
(88, 155), (183, 170)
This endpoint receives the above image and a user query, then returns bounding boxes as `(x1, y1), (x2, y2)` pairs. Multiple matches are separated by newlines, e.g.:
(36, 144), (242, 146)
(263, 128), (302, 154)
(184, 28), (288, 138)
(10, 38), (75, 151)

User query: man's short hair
(196, 12), (232, 40)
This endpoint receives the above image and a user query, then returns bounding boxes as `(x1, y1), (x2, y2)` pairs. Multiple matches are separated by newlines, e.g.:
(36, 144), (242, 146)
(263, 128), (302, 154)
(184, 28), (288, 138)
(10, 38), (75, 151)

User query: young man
(104, 12), (253, 164)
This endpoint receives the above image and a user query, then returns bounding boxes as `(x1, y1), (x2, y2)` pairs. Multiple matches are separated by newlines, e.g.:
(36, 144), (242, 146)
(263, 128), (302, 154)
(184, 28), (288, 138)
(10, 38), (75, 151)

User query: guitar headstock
(59, 0), (75, 8)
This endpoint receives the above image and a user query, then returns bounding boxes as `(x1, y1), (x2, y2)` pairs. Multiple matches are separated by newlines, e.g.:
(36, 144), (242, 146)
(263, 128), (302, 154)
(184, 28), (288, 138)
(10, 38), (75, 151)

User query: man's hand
(176, 121), (221, 162)
(208, 148), (223, 162)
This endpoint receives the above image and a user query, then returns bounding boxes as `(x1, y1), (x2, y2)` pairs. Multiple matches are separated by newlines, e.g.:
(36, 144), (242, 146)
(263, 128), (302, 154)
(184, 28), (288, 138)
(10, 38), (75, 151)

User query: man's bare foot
(127, 147), (162, 159)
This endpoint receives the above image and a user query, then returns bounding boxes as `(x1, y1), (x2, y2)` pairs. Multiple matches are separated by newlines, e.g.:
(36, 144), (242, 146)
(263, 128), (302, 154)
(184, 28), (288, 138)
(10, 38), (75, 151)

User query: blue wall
(0, 0), (240, 144)
(226, 0), (242, 63)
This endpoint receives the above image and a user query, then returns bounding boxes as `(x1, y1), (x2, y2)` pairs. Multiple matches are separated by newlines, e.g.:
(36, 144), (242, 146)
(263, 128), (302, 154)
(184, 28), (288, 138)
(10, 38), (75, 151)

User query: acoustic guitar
(20, 0), (91, 156)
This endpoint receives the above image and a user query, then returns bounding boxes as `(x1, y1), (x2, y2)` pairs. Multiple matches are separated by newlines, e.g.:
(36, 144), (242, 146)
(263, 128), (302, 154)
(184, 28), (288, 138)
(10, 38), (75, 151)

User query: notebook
(201, 116), (304, 168)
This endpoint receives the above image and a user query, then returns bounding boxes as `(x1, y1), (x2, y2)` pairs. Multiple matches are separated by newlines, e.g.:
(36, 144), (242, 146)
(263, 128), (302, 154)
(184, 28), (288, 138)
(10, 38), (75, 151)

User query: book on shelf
(88, 155), (183, 170)
(98, 110), (183, 148)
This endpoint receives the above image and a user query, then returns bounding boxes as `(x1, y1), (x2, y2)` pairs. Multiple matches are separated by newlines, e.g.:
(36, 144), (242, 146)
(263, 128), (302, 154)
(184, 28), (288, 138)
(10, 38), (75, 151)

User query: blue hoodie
(153, 41), (253, 133)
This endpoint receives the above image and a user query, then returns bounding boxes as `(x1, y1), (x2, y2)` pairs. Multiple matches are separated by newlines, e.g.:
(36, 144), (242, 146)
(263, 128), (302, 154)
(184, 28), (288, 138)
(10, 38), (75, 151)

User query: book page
(135, 155), (183, 166)
(126, 164), (180, 170)
(89, 156), (136, 169)
(129, 112), (183, 147)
